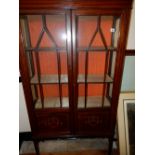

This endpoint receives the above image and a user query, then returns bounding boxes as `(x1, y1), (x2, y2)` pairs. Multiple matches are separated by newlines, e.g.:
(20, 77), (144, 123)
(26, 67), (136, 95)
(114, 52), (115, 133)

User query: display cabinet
(19, 0), (133, 154)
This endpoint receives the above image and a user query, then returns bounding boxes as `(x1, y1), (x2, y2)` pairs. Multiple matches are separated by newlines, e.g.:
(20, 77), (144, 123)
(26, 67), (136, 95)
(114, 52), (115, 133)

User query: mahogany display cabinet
(19, 0), (133, 154)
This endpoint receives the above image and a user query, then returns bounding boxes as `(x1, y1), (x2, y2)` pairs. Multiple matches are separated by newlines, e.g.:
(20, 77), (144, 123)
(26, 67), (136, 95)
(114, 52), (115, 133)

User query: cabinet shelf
(35, 97), (69, 109)
(25, 47), (66, 52)
(31, 74), (112, 84)
(25, 46), (116, 52)
(31, 74), (68, 84)
(77, 46), (117, 52)
(77, 74), (113, 83)
(35, 96), (110, 109)
(78, 96), (111, 108)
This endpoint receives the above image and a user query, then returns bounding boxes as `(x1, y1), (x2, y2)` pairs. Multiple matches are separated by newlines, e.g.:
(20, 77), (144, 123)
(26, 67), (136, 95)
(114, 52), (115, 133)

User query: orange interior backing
(28, 15), (113, 98)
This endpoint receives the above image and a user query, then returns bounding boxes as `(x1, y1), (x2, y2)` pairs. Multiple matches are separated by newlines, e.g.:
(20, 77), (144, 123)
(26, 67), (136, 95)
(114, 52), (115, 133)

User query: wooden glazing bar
(42, 15), (58, 47)
(88, 18), (98, 50)
(42, 15), (46, 29)
(35, 55), (44, 109)
(102, 50), (110, 107)
(24, 16), (34, 76)
(84, 51), (88, 108)
(56, 50), (62, 108)
(98, 17), (108, 50)
(109, 16), (117, 75)
(102, 49), (111, 107)
(35, 28), (45, 109)
(106, 16), (117, 98)
(24, 16), (38, 99)
(98, 16), (109, 107)
(84, 17), (99, 109)
(75, 16), (79, 110)
(42, 15), (63, 108)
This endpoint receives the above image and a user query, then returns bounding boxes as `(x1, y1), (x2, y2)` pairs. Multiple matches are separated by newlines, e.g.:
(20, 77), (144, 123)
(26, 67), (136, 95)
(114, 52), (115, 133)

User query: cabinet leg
(108, 137), (113, 155)
(34, 140), (40, 155)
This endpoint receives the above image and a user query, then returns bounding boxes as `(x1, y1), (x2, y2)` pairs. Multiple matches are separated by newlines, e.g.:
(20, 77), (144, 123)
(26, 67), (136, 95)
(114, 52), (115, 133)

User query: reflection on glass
(24, 15), (67, 48)
(78, 16), (120, 48)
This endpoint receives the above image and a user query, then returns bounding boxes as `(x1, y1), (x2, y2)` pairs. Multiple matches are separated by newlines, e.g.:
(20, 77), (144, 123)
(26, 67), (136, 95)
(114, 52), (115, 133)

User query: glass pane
(77, 51), (113, 83)
(76, 15), (119, 109)
(31, 85), (37, 101)
(27, 15), (66, 48)
(108, 83), (113, 98)
(78, 16), (97, 47)
(20, 15), (69, 84)
(100, 16), (113, 47)
(109, 51), (116, 78)
(77, 16), (120, 48)
(32, 84), (69, 109)
(107, 50), (116, 98)
(78, 84), (111, 109)
(20, 17), (29, 48)
(46, 15), (66, 47)
(30, 51), (68, 84)
(114, 18), (120, 47)
(76, 15), (120, 84)
(20, 14), (70, 109)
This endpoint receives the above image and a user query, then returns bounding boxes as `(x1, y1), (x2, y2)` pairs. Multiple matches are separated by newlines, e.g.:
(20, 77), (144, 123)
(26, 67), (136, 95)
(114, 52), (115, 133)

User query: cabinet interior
(20, 14), (120, 109)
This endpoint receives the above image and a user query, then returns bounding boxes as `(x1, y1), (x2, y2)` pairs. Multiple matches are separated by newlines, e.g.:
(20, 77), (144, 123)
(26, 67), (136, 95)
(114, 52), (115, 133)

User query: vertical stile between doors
(65, 10), (75, 133)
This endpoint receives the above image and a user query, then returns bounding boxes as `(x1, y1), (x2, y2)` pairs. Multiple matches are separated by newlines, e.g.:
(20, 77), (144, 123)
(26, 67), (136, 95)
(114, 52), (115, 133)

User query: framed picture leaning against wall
(117, 92), (135, 155)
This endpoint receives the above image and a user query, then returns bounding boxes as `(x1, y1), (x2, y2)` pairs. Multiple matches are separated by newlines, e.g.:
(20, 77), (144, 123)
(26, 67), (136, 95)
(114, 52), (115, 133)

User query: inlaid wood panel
(77, 111), (110, 133)
(36, 112), (70, 132)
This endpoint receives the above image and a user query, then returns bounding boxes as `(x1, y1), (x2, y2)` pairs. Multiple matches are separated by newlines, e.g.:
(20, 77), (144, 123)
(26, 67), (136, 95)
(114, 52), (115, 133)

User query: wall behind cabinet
(19, 83), (31, 132)
(121, 1), (135, 91)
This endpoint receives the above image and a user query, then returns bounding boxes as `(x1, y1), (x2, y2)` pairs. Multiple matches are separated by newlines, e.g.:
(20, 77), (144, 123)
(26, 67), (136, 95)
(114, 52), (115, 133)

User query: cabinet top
(20, 0), (133, 11)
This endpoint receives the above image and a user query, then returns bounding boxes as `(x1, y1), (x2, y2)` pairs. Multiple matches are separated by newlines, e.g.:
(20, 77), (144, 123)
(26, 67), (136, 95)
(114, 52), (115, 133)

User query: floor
(21, 150), (119, 155)
(20, 138), (118, 155)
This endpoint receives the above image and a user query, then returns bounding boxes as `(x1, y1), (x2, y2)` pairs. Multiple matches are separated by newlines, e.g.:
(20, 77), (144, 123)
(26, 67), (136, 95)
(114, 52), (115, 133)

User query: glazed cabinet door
(20, 8), (130, 137)
(72, 10), (122, 135)
(20, 10), (73, 136)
